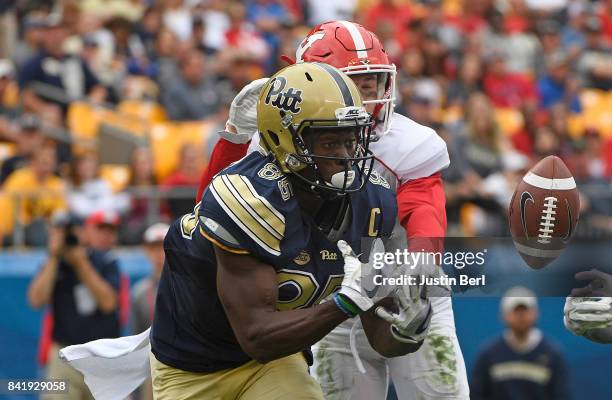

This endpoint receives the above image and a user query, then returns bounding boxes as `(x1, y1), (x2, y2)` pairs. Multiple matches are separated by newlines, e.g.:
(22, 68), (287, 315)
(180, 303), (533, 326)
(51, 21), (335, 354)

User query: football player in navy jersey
(149, 62), (433, 399)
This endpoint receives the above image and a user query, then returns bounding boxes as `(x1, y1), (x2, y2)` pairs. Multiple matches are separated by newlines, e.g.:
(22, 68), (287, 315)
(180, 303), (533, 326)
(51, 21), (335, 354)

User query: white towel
(59, 328), (152, 400)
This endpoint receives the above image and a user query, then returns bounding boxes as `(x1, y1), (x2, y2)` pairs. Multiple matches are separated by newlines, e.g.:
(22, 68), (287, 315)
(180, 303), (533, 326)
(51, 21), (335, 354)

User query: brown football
(508, 155), (580, 269)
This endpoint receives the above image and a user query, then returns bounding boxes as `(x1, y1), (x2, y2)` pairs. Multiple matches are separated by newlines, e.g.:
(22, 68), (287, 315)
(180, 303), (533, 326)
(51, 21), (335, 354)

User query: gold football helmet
(257, 62), (374, 195)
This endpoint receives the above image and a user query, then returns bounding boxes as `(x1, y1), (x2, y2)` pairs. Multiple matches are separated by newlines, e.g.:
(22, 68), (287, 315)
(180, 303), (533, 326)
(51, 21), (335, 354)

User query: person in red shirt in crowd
(597, 0), (612, 45)
(482, 50), (539, 109)
(363, 0), (412, 49)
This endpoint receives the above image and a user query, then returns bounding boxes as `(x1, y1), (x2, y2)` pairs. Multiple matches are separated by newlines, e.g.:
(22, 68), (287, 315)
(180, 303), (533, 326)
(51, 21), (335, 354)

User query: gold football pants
(150, 352), (324, 400)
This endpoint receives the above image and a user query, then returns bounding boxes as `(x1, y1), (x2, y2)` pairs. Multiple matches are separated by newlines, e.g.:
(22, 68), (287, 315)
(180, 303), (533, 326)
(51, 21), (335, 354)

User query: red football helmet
(295, 20), (396, 138)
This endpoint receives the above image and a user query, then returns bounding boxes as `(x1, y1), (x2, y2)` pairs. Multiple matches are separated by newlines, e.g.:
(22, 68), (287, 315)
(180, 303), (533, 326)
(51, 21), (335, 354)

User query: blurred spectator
(363, 0), (412, 50)
(12, 14), (48, 69)
(149, 28), (180, 88)
(161, 0), (193, 42)
(197, 0), (230, 54)
(447, 92), (505, 179)
(485, 9), (540, 75)
(27, 210), (121, 400)
(119, 147), (167, 245)
(0, 1), (17, 59)
(305, 0), (356, 26)
(246, 0), (290, 73)
(447, 53), (483, 106)
(162, 144), (202, 219)
(0, 58), (18, 122)
(567, 128), (606, 181)
(597, 0), (612, 45)
(18, 15), (106, 126)
(399, 80), (441, 128)
(132, 223), (169, 334)
(420, 26), (451, 81)
(133, 6), (163, 60)
(0, 114), (43, 184)
(224, 1), (270, 62)
(533, 124), (563, 157)
(561, 3), (587, 60)
(471, 287), (571, 400)
(536, 20), (564, 70)
(79, 0), (144, 21)
(1, 142), (66, 246)
(161, 49), (220, 121)
(538, 51), (581, 112)
(482, 50), (539, 110)
(67, 151), (129, 221)
(577, 16), (612, 90)
(480, 151), (531, 210)
(444, 93), (506, 231)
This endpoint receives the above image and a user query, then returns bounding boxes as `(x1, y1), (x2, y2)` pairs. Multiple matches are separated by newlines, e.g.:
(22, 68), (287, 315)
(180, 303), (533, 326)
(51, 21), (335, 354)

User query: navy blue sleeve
(99, 255), (121, 292)
(18, 56), (42, 89)
(198, 172), (307, 266)
(471, 345), (492, 400)
(548, 343), (572, 400)
(81, 58), (100, 93)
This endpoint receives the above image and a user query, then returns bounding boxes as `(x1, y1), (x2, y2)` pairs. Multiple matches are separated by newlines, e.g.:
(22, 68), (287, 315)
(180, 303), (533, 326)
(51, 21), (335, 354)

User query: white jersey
(370, 113), (449, 187)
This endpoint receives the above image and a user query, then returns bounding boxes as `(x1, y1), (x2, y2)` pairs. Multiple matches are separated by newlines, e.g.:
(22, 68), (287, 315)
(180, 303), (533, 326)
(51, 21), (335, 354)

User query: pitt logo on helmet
(264, 76), (304, 113)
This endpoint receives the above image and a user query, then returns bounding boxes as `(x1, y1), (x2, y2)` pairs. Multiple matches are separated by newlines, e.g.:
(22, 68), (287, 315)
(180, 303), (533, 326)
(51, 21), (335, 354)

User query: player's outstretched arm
(215, 246), (349, 364)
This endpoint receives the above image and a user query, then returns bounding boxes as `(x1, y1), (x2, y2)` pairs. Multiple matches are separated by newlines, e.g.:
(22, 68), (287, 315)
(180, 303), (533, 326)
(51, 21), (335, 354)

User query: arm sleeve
(470, 350), (490, 400)
(196, 138), (250, 202)
(81, 59), (100, 93)
(101, 258), (121, 292)
(396, 172), (447, 253)
(199, 173), (292, 264)
(549, 349), (572, 400)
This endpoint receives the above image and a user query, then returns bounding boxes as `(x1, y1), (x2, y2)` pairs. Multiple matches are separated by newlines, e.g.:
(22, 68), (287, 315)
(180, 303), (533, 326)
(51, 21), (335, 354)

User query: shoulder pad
(371, 113), (450, 183)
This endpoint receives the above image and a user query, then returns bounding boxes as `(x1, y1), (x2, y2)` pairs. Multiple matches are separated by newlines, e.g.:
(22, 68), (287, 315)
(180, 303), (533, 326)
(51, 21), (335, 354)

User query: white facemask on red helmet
(295, 20), (396, 139)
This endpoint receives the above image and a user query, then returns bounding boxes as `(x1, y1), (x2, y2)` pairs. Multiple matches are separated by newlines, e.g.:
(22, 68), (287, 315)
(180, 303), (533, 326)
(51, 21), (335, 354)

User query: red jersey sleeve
(396, 172), (447, 253)
(196, 138), (250, 202)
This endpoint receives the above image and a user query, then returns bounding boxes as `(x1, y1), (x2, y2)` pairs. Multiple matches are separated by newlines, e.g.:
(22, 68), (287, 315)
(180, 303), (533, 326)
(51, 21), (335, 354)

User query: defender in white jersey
(206, 21), (469, 400)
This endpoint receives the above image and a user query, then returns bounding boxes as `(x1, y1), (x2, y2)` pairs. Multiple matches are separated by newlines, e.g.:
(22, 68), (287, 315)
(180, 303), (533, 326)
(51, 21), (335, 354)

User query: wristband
(333, 293), (359, 318)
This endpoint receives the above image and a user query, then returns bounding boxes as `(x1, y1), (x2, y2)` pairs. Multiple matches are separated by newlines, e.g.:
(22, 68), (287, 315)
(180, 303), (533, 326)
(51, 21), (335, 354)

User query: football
(508, 155), (580, 269)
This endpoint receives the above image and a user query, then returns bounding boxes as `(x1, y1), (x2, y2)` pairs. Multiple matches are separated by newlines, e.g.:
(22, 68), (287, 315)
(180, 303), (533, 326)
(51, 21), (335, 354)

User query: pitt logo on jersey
(265, 76), (303, 113)
(320, 250), (338, 260)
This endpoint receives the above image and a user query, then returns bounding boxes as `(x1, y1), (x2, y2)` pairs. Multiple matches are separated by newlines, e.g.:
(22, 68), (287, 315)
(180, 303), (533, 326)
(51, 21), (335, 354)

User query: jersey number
(276, 270), (344, 311)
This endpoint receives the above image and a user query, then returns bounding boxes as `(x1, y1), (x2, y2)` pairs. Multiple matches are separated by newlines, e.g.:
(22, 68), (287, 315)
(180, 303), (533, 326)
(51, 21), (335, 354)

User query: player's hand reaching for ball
(375, 283), (433, 344)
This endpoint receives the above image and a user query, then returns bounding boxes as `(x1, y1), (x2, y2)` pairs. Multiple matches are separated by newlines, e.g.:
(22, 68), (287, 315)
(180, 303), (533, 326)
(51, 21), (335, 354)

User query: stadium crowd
(0, 0), (611, 247)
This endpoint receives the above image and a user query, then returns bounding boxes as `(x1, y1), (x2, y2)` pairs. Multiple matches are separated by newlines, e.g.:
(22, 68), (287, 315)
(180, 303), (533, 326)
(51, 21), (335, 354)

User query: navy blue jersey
(151, 151), (396, 372)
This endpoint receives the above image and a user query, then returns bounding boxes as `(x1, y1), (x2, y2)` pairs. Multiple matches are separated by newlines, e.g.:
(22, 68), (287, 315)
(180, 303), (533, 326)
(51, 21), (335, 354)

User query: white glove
(336, 240), (375, 314)
(375, 282), (433, 344)
(219, 78), (269, 144)
(564, 296), (612, 336)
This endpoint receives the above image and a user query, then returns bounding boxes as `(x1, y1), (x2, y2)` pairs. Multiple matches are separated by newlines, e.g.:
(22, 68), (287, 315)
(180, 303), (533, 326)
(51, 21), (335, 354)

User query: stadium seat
(67, 101), (104, 140)
(118, 100), (167, 123)
(149, 121), (217, 181)
(102, 110), (149, 138)
(99, 164), (131, 193)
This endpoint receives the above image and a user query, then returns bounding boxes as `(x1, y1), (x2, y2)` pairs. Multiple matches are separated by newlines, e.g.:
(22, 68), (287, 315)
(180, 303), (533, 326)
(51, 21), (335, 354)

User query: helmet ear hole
(267, 130), (281, 147)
